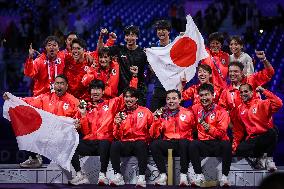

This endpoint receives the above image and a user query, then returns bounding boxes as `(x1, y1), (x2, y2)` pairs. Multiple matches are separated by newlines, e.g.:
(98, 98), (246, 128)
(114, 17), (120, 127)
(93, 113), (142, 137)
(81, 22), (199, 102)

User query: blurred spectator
(74, 15), (85, 36)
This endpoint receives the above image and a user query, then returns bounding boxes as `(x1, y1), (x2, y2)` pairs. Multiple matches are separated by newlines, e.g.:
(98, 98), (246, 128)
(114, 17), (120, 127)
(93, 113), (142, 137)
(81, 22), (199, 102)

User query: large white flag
(146, 14), (208, 90)
(3, 92), (79, 171)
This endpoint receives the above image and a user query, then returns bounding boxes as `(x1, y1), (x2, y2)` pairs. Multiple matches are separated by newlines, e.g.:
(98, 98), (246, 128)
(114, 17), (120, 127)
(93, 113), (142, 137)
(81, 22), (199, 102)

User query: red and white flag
(146, 14), (208, 90)
(3, 92), (79, 171)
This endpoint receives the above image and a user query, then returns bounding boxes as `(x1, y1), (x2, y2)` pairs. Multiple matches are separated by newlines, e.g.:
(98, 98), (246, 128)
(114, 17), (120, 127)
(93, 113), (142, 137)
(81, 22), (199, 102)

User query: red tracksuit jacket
(113, 106), (153, 142)
(81, 61), (120, 99)
(201, 48), (229, 89)
(23, 92), (79, 118)
(149, 107), (195, 141)
(64, 55), (90, 100)
(80, 96), (125, 141)
(24, 52), (65, 96)
(192, 103), (230, 141)
(232, 90), (283, 152)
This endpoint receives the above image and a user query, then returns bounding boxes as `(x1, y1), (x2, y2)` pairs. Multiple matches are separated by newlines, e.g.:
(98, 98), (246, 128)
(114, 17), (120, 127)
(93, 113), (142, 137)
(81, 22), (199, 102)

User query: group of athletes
(2, 19), (282, 187)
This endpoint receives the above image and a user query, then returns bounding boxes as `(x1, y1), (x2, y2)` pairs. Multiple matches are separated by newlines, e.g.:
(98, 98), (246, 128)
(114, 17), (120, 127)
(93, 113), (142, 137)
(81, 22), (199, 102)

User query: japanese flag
(3, 92), (79, 171)
(146, 14), (208, 90)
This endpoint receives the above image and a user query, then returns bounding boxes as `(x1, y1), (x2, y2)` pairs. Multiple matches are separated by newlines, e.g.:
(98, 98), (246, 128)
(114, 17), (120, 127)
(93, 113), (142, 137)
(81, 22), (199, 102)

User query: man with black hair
(201, 32), (230, 89)
(24, 36), (66, 96)
(109, 87), (153, 187)
(150, 89), (195, 186)
(64, 38), (90, 100)
(110, 25), (148, 105)
(150, 20), (172, 112)
(181, 64), (222, 105)
(63, 31), (78, 54)
(232, 84), (282, 172)
(190, 83), (231, 187)
(3, 74), (79, 168)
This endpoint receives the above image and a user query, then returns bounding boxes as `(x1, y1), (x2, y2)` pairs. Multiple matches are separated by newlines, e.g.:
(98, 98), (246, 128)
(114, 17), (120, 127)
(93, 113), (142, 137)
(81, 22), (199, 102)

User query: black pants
(150, 87), (166, 112)
(71, 140), (111, 173)
(189, 140), (232, 176)
(110, 140), (148, 175)
(236, 128), (278, 157)
(150, 139), (190, 174)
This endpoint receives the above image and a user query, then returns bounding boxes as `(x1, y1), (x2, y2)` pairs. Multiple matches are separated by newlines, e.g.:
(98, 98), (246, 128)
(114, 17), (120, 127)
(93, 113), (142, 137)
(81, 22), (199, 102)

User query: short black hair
(197, 64), (212, 74)
(89, 79), (105, 91)
(98, 47), (112, 58)
(43, 36), (60, 48)
(208, 32), (224, 45)
(124, 25), (139, 37)
(155, 20), (171, 31)
(123, 87), (139, 98)
(71, 38), (87, 49)
(197, 83), (214, 95)
(240, 83), (253, 91)
(259, 172), (284, 189)
(229, 61), (244, 71)
(229, 35), (244, 46)
(55, 74), (68, 84)
(66, 31), (78, 39)
(166, 89), (181, 99)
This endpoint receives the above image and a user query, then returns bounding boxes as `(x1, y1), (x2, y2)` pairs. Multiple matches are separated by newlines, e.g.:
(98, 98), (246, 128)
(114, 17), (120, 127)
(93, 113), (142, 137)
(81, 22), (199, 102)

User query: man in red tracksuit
(218, 51), (274, 113)
(69, 72), (138, 185)
(150, 89), (195, 186)
(64, 38), (90, 100)
(190, 83), (231, 187)
(3, 74), (79, 168)
(201, 32), (229, 89)
(109, 88), (153, 187)
(24, 36), (65, 96)
(232, 84), (283, 172)
(181, 64), (222, 105)
(81, 47), (123, 100)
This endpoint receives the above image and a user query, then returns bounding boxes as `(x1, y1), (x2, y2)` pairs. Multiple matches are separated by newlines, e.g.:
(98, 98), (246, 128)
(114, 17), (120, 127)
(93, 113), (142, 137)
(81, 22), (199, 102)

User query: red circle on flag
(170, 37), (197, 67)
(9, 105), (42, 136)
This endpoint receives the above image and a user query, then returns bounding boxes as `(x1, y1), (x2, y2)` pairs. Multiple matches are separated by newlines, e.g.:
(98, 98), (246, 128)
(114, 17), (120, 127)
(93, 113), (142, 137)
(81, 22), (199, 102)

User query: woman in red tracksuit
(233, 84), (283, 172)
(110, 88), (153, 187)
(149, 89), (195, 186)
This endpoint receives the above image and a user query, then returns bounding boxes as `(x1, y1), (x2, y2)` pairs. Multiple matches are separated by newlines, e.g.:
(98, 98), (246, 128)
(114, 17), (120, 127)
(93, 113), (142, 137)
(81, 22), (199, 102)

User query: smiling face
(229, 65), (243, 83)
(209, 40), (222, 53)
(199, 89), (213, 108)
(240, 84), (253, 102)
(90, 88), (104, 102)
(71, 42), (84, 62)
(45, 40), (59, 60)
(54, 77), (68, 97)
(124, 32), (138, 46)
(157, 28), (170, 41)
(99, 53), (111, 68)
(166, 92), (181, 110)
(198, 67), (211, 84)
(229, 39), (242, 55)
(124, 91), (138, 109)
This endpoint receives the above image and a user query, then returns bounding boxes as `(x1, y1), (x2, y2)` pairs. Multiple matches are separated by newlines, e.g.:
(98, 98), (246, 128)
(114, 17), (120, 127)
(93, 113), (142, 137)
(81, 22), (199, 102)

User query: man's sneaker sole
(69, 178), (90, 185)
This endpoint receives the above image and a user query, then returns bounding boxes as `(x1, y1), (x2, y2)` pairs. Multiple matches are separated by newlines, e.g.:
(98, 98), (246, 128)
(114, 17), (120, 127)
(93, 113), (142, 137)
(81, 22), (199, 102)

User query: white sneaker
(266, 157), (277, 172)
(109, 173), (125, 186)
(20, 155), (43, 168)
(136, 175), (146, 188)
(255, 156), (267, 169)
(219, 174), (230, 187)
(155, 173), (167, 186)
(191, 173), (205, 187)
(69, 171), (90, 185)
(179, 173), (189, 186)
(98, 172), (108, 185)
